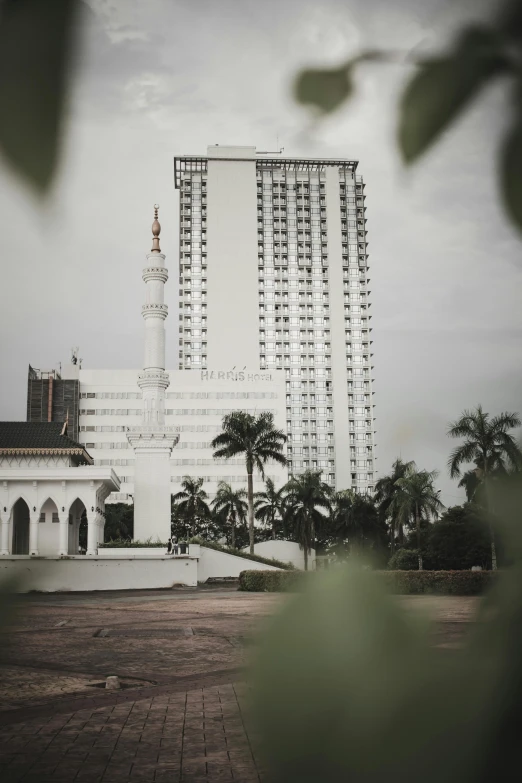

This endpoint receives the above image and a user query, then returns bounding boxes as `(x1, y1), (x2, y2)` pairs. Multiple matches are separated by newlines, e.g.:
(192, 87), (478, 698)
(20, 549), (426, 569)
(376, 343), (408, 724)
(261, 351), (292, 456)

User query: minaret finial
(151, 203), (161, 252)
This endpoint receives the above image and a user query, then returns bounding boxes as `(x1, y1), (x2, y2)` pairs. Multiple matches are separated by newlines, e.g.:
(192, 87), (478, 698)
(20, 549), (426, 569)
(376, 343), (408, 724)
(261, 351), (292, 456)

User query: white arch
(67, 496), (89, 516)
(7, 494), (33, 519)
(11, 497), (31, 555)
(38, 495), (61, 517)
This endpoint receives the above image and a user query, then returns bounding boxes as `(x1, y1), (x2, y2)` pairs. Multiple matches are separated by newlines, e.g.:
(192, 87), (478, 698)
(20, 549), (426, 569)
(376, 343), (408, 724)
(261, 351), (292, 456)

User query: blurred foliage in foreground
(0, 0), (80, 192)
(249, 474), (522, 782)
(295, 0), (522, 233)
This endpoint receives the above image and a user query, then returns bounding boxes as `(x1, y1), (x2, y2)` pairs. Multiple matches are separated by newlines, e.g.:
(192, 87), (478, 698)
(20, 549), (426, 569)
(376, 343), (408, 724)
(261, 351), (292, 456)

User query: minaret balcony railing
(141, 303), (168, 319)
(138, 370), (170, 390)
(142, 266), (168, 284)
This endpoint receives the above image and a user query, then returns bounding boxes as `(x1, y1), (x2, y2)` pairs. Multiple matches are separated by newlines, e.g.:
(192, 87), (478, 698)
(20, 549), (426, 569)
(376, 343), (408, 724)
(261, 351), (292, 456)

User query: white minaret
(127, 205), (179, 542)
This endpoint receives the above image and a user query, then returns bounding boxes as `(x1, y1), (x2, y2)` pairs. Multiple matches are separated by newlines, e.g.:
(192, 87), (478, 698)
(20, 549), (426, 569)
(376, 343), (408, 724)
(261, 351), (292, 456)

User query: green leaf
(500, 118), (522, 233)
(398, 27), (510, 164)
(248, 565), (485, 783)
(294, 52), (387, 115)
(0, 0), (80, 193)
(294, 62), (355, 115)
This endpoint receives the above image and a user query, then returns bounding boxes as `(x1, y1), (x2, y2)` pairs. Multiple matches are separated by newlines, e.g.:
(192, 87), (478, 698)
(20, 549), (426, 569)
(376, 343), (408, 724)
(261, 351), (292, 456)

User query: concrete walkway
(0, 590), (480, 781)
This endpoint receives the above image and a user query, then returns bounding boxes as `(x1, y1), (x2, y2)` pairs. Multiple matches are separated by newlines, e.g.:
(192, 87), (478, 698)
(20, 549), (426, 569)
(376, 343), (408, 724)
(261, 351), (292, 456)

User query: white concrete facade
(0, 462), (119, 557)
(174, 146), (376, 493)
(77, 367), (287, 503)
(206, 146), (260, 367)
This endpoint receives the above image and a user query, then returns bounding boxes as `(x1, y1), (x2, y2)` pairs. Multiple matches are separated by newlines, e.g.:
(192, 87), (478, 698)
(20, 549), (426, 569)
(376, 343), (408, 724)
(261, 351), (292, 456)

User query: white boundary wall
(243, 540), (315, 571)
(0, 544), (283, 592)
(198, 546), (280, 582)
(0, 556), (198, 592)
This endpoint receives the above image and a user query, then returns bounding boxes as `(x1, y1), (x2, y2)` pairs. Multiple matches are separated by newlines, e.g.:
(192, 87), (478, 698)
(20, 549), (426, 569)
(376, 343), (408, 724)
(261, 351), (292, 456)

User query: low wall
(198, 546), (281, 583)
(242, 540), (313, 571)
(0, 556), (198, 592)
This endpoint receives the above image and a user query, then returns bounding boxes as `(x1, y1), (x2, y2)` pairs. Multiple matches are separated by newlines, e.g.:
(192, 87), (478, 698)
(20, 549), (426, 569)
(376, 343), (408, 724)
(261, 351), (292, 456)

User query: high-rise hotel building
(26, 145), (375, 500)
(175, 145), (376, 493)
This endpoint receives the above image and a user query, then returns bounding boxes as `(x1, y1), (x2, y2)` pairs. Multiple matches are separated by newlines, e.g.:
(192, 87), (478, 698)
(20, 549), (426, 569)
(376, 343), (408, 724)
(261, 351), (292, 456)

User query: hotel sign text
(201, 370), (274, 382)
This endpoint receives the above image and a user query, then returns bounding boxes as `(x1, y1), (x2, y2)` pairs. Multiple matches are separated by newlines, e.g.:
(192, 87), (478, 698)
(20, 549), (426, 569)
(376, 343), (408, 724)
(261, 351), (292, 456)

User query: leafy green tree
(103, 502), (134, 542)
(388, 548), (420, 571)
(283, 470), (331, 570)
(448, 406), (522, 569)
(374, 458), (416, 553)
(330, 490), (387, 561)
(425, 504), (491, 571)
(393, 468), (444, 570)
(171, 498), (190, 541)
(211, 482), (248, 549)
(211, 411), (287, 554)
(171, 476), (211, 539)
(329, 490), (355, 550)
(254, 478), (286, 540)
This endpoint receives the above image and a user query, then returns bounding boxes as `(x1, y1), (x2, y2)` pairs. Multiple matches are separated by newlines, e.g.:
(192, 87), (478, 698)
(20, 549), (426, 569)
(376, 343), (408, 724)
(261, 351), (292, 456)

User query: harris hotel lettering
(201, 370), (274, 382)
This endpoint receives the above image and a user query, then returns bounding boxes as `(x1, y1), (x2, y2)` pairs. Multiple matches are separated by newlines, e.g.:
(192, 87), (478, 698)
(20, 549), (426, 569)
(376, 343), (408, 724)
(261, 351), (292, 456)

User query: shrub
(239, 568), (495, 595)
(380, 570), (495, 595)
(99, 538), (167, 548)
(239, 570), (305, 592)
(424, 504), (491, 570)
(389, 548), (420, 571)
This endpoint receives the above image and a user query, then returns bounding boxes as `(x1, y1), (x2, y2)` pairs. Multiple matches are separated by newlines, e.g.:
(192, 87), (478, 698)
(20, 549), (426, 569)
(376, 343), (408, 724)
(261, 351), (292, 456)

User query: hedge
(239, 569), (496, 595)
(239, 570), (305, 592)
(381, 570), (496, 595)
(100, 539), (166, 548)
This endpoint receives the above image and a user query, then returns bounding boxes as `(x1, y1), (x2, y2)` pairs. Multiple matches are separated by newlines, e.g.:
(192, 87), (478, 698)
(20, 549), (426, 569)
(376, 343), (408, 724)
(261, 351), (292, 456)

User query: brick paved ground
(0, 589), (480, 782)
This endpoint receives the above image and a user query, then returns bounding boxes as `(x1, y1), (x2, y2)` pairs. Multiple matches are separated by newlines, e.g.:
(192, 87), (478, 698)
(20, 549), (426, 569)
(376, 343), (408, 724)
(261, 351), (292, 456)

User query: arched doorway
(79, 511), (88, 554)
(67, 499), (88, 555)
(12, 499), (30, 555)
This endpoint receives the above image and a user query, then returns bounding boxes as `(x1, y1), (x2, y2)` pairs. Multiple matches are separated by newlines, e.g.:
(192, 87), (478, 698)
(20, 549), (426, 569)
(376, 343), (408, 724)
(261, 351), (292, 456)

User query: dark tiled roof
(0, 422), (92, 462)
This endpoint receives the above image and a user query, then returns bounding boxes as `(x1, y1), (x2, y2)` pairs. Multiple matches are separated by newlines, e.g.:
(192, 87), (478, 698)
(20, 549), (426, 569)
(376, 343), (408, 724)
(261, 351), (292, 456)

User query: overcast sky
(1, 0), (520, 505)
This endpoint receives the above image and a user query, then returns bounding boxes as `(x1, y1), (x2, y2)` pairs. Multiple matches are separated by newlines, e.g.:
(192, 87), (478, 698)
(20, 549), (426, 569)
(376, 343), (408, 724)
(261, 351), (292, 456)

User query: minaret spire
(151, 203), (161, 253)
(127, 204), (179, 542)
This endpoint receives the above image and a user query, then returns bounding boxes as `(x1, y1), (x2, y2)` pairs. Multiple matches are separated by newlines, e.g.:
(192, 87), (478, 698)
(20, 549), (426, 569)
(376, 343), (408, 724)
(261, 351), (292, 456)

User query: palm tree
(374, 458), (416, 553)
(211, 482), (248, 549)
(448, 406), (522, 569)
(283, 470), (331, 570)
(458, 469), (482, 503)
(394, 468), (444, 570)
(171, 476), (211, 538)
(331, 490), (381, 553)
(211, 411), (287, 554)
(254, 478), (285, 540)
